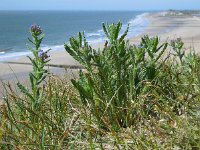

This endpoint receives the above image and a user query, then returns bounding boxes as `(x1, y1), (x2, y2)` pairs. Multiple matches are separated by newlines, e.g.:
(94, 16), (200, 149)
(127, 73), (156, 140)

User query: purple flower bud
(38, 50), (44, 58)
(30, 24), (42, 36)
(38, 50), (49, 61)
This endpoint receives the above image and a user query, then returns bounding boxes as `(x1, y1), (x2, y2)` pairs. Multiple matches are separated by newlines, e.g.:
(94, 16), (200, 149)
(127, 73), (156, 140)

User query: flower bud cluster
(30, 24), (42, 36)
(38, 50), (50, 61)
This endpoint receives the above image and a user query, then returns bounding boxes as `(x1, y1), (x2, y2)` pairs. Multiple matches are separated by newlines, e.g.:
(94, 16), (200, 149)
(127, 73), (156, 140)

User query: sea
(0, 11), (149, 61)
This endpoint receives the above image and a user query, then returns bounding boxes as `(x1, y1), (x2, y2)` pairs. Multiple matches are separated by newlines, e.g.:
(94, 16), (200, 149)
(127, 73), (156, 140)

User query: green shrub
(64, 22), (177, 130)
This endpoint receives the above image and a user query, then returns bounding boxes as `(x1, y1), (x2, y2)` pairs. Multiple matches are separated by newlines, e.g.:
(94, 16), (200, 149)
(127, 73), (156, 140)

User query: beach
(0, 11), (200, 96)
(130, 11), (200, 51)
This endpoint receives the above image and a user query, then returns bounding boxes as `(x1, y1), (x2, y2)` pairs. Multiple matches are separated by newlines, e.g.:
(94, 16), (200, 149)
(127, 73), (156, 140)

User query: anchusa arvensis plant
(17, 24), (50, 111)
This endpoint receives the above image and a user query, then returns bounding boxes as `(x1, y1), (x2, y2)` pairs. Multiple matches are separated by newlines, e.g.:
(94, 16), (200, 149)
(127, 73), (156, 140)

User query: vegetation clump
(0, 22), (200, 149)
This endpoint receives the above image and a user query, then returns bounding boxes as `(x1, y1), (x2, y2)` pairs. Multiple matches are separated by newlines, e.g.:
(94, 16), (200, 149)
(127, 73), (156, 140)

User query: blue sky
(0, 0), (200, 10)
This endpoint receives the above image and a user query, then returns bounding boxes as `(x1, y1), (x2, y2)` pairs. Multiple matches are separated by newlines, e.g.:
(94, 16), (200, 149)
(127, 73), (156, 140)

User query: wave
(0, 51), (5, 54)
(0, 45), (64, 62)
(86, 32), (102, 38)
(127, 13), (149, 37)
(0, 51), (31, 62)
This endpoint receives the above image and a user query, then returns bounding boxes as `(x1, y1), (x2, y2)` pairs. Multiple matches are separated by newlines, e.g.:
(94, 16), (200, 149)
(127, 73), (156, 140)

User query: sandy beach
(130, 11), (200, 50)
(0, 11), (200, 96)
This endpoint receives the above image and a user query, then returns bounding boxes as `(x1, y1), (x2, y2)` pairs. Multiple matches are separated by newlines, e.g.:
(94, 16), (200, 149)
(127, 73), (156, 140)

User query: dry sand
(1, 11), (200, 100)
(129, 11), (200, 51)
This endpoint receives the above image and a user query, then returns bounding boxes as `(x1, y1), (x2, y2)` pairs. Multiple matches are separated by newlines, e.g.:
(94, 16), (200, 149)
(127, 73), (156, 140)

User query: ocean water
(0, 11), (148, 61)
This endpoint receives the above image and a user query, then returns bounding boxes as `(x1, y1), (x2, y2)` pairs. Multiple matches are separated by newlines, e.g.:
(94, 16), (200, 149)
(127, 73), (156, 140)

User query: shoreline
(1, 10), (200, 84)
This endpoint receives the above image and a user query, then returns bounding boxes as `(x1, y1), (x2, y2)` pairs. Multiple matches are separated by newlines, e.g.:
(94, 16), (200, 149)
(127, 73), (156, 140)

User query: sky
(0, 0), (200, 11)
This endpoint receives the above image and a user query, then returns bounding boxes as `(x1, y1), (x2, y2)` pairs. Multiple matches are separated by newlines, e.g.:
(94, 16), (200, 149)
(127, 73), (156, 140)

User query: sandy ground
(129, 12), (200, 51)
(1, 11), (200, 102)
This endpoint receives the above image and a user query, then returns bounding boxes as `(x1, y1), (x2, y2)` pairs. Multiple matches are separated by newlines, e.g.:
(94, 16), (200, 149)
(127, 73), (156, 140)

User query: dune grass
(0, 22), (200, 149)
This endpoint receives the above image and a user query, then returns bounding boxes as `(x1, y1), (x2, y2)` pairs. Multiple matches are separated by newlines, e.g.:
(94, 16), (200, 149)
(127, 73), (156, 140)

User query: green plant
(0, 25), (73, 149)
(65, 22), (168, 130)
(15, 25), (50, 112)
(1, 76), (80, 149)
(28, 25), (50, 110)
(171, 37), (184, 63)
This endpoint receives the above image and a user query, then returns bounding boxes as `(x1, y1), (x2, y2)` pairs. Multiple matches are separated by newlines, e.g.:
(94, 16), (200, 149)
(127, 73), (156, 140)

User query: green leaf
(71, 79), (88, 105)
(114, 22), (121, 40)
(155, 43), (168, 62)
(119, 25), (129, 43)
(27, 56), (39, 70)
(152, 36), (159, 53)
(102, 22), (109, 39)
(64, 44), (80, 62)
(79, 32), (82, 47)
(28, 37), (35, 45)
(29, 72), (36, 90)
(37, 74), (47, 85)
(17, 82), (35, 102)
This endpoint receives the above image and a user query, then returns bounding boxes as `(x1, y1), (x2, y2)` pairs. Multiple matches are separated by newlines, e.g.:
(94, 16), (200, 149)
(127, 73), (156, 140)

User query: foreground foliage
(0, 22), (200, 149)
